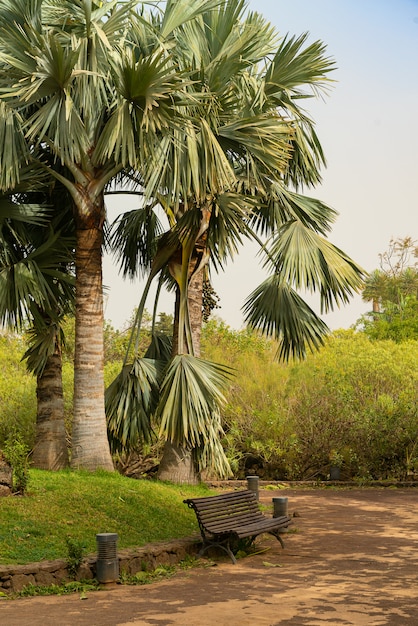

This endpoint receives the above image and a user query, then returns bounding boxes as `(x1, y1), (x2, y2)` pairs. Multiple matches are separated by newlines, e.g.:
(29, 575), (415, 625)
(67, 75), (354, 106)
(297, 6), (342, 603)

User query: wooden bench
(184, 489), (291, 564)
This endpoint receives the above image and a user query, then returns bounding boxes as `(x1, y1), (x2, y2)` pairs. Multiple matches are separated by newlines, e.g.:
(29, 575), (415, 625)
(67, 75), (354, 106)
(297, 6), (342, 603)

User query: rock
(0, 455), (12, 496)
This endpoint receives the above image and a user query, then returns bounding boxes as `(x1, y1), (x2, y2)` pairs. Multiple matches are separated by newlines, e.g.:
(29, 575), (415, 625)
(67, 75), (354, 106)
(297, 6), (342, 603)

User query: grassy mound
(0, 469), (211, 565)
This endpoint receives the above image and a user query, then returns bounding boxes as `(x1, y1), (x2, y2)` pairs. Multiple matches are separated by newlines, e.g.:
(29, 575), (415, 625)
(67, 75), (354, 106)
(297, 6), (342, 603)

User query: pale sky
(103, 0), (418, 331)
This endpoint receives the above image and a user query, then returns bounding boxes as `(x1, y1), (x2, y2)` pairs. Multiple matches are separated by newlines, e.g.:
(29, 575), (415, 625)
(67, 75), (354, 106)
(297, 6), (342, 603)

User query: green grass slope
(0, 470), (211, 565)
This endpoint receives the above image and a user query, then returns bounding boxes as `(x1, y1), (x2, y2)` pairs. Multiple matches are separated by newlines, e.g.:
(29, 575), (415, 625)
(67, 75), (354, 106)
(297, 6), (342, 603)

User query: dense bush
(202, 322), (418, 481)
(1, 320), (417, 481)
(201, 319), (290, 477)
(284, 331), (418, 480)
(0, 334), (36, 448)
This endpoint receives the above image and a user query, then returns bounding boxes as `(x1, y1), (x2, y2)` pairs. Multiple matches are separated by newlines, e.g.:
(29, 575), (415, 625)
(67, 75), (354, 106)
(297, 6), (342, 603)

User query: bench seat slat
(200, 511), (263, 526)
(204, 515), (289, 535)
(197, 507), (261, 521)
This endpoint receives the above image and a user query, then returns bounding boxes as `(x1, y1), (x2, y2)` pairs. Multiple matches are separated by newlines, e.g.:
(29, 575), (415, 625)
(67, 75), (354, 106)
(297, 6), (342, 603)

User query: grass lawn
(0, 469), (212, 566)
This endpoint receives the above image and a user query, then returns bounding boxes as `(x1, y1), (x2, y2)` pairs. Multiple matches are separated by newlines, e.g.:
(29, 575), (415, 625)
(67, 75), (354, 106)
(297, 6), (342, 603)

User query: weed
(65, 537), (85, 579)
(120, 564), (177, 586)
(16, 581), (99, 598)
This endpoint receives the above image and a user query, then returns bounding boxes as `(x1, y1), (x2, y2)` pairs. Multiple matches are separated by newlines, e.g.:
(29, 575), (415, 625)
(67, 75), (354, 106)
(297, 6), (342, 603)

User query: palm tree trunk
(157, 267), (203, 483)
(31, 345), (69, 470)
(70, 226), (114, 471)
(188, 268), (203, 357)
(157, 441), (200, 484)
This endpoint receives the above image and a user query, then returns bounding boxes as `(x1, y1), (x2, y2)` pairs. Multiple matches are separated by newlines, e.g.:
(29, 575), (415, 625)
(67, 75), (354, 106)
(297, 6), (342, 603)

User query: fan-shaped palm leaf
(157, 354), (234, 448)
(109, 203), (164, 278)
(194, 408), (231, 478)
(243, 275), (329, 360)
(264, 33), (335, 97)
(266, 221), (366, 311)
(158, 0), (225, 41)
(144, 333), (173, 362)
(106, 356), (162, 452)
(206, 192), (255, 270)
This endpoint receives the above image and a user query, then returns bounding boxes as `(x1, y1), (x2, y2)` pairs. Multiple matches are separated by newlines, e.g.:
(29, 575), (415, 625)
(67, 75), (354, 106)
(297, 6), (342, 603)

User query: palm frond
(106, 356), (162, 452)
(0, 213), (75, 328)
(285, 120), (327, 189)
(219, 114), (293, 183)
(157, 354), (234, 448)
(22, 311), (64, 376)
(250, 185), (337, 237)
(0, 103), (29, 191)
(109, 203), (164, 278)
(158, 0), (225, 41)
(206, 192), (255, 270)
(144, 333), (173, 362)
(194, 409), (232, 479)
(266, 221), (366, 311)
(242, 275), (329, 360)
(264, 33), (336, 98)
(0, 198), (49, 227)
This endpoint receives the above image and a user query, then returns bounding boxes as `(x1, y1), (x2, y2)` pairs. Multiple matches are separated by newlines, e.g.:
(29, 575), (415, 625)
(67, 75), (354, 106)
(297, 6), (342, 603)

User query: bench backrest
(184, 490), (263, 534)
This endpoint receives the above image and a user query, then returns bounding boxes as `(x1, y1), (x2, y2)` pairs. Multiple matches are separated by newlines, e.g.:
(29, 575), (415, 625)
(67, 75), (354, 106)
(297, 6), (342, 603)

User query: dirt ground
(1, 487), (418, 626)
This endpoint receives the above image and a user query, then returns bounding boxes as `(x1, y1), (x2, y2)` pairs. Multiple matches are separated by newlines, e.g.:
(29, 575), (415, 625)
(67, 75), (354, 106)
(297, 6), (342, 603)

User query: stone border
(0, 536), (200, 594)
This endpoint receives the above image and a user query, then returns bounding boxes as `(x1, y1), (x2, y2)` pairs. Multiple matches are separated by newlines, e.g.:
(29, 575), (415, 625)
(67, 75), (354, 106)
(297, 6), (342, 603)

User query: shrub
(202, 323), (418, 481)
(3, 432), (30, 494)
(0, 334), (36, 450)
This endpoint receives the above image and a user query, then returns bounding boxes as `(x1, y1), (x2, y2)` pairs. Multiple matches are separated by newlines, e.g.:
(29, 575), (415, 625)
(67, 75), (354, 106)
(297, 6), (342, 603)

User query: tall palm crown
(108, 0), (366, 481)
(0, 0), (221, 470)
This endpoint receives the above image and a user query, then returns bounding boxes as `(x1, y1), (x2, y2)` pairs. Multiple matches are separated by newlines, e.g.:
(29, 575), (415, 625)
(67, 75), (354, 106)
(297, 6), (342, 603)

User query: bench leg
(197, 541), (237, 564)
(274, 533), (285, 549)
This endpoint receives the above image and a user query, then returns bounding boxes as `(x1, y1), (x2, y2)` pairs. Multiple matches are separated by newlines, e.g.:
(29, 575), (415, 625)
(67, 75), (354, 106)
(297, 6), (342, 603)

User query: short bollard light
(272, 497), (288, 518)
(96, 533), (119, 584)
(246, 475), (259, 500)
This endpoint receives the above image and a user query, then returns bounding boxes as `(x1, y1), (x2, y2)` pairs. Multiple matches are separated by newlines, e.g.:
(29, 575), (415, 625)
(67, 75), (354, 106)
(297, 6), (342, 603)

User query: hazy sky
(103, 0), (418, 331)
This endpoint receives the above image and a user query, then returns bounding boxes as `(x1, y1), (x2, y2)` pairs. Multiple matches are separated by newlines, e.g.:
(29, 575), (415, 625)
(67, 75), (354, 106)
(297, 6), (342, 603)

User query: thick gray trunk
(71, 226), (113, 471)
(157, 442), (200, 484)
(31, 347), (69, 470)
(157, 264), (204, 484)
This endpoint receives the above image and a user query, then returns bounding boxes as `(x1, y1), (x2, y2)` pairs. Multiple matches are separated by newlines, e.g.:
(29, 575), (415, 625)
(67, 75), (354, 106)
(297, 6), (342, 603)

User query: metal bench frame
(184, 489), (291, 564)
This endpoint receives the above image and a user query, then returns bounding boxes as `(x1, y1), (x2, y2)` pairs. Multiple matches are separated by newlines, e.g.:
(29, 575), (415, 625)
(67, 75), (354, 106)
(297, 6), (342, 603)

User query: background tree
(360, 237), (418, 341)
(0, 181), (75, 469)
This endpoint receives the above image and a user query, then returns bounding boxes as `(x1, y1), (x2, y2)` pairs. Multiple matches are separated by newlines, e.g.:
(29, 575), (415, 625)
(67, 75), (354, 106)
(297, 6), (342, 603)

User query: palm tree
(362, 269), (386, 315)
(0, 185), (75, 470)
(362, 238), (418, 315)
(0, 0), (219, 470)
(107, 0), (366, 483)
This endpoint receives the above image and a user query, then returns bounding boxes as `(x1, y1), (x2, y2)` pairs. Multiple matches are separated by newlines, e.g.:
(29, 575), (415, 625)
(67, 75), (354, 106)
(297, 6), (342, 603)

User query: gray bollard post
(272, 496), (288, 518)
(96, 533), (119, 583)
(246, 475), (259, 500)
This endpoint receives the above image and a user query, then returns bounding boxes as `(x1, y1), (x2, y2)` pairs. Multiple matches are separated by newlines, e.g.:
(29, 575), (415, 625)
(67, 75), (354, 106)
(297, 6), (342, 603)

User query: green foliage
(106, 357), (161, 451)
(16, 560), (197, 597)
(3, 431), (30, 494)
(360, 237), (418, 342)
(281, 332), (417, 480)
(17, 581), (99, 598)
(1, 315), (417, 484)
(202, 320), (290, 477)
(65, 537), (85, 579)
(0, 334), (36, 448)
(202, 322), (418, 481)
(119, 564), (177, 586)
(360, 297), (418, 342)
